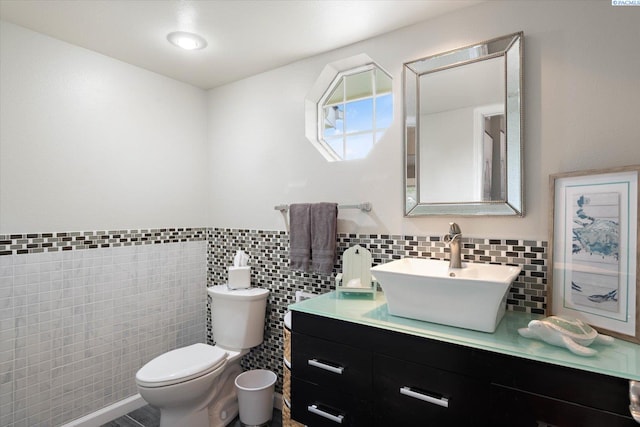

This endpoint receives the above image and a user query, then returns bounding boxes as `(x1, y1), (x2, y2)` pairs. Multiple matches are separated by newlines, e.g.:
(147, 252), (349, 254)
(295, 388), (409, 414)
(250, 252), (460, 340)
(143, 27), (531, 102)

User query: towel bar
(274, 202), (372, 213)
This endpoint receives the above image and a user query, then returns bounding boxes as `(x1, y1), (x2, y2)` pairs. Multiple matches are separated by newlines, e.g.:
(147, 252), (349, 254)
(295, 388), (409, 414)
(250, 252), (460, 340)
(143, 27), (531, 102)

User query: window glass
(376, 93), (393, 129)
(318, 64), (392, 161)
(345, 133), (374, 160)
(345, 98), (373, 134)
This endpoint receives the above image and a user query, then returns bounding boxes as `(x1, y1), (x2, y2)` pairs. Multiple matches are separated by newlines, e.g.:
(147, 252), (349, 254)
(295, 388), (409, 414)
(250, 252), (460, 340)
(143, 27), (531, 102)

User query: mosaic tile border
(206, 228), (548, 395)
(0, 227), (207, 256)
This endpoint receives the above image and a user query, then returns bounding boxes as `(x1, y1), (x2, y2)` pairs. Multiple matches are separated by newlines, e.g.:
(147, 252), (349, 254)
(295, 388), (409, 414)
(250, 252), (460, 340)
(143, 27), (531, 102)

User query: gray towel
(289, 203), (311, 272)
(310, 202), (338, 275)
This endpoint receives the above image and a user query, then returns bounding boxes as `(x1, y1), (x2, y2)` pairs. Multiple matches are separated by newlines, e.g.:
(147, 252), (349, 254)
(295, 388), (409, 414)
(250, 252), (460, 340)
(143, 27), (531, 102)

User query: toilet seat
(136, 343), (228, 388)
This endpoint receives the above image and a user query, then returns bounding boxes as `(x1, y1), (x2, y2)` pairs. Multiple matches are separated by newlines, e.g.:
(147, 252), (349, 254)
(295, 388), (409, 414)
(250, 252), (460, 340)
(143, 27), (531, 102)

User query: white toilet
(135, 285), (270, 427)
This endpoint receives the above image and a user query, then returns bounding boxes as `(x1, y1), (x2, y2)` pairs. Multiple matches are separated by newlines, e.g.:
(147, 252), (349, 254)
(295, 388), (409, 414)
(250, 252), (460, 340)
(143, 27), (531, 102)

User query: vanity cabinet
(374, 353), (489, 426)
(291, 311), (637, 427)
(291, 332), (372, 426)
(488, 353), (635, 426)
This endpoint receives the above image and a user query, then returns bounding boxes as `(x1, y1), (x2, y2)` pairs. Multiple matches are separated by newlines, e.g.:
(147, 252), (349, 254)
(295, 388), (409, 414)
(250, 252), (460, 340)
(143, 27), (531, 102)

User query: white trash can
(235, 369), (277, 426)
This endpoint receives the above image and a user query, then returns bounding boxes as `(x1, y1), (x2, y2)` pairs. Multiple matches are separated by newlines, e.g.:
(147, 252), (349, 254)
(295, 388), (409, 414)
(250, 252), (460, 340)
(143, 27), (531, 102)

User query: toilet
(135, 285), (270, 427)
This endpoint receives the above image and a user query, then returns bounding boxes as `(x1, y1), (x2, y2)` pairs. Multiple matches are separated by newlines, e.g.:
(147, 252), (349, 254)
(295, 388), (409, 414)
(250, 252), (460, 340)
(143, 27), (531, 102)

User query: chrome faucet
(443, 222), (463, 269)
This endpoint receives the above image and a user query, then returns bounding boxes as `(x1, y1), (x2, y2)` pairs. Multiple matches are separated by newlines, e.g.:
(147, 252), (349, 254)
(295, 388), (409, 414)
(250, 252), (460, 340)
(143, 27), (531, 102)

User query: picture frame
(549, 165), (639, 343)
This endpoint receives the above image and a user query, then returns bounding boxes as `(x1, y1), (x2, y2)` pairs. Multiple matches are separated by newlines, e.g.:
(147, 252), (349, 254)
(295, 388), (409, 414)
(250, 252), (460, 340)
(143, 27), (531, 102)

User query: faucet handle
(449, 222), (461, 235)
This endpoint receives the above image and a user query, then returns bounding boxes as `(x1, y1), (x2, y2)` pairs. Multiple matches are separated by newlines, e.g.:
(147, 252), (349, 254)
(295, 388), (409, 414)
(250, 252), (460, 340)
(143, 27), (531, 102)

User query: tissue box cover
(228, 266), (250, 289)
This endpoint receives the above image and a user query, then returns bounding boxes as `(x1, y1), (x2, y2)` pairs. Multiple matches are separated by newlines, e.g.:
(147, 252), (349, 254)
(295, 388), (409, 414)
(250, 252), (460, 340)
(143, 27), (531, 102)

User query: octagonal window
(320, 66), (392, 160)
(305, 55), (392, 162)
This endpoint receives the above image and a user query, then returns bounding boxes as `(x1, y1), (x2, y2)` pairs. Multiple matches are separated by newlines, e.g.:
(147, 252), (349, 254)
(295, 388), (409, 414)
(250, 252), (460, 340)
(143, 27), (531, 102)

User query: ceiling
(0, 0), (483, 90)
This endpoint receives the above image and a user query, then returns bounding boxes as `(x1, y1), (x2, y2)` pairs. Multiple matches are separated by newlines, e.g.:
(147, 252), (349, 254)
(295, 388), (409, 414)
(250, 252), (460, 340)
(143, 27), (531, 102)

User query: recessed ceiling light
(167, 31), (207, 50)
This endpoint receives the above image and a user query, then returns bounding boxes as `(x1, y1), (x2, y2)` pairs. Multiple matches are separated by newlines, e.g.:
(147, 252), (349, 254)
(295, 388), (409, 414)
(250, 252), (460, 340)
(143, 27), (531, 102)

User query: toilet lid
(136, 343), (228, 388)
(207, 285), (269, 301)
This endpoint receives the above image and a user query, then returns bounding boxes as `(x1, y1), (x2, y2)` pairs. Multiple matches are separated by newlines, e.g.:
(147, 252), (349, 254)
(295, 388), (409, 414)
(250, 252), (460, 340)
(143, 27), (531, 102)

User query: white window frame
(305, 54), (392, 162)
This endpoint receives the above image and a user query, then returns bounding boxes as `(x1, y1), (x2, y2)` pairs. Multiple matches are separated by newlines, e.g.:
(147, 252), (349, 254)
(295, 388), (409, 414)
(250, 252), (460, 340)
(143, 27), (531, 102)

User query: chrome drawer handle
(307, 404), (344, 424)
(400, 386), (449, 408)
(308, 358), (344, 375)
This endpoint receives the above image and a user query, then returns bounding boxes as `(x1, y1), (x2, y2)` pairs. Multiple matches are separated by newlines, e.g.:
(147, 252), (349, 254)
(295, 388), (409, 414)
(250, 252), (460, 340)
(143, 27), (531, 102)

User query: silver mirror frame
(404, 32), (524, 216)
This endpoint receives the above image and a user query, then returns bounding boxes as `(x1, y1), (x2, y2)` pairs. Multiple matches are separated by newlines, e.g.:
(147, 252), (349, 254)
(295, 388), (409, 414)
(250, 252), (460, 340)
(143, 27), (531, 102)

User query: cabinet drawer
(291, 377), (371, 427)
(490, 384), (637, 427)
(292, 332), (371, 394)
(489, 351), (632, 416)
(374, 354), (489, 426)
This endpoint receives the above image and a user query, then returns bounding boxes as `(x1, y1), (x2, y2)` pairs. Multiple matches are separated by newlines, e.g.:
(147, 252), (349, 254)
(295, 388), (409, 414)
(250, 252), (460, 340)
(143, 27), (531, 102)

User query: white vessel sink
(371, 258), (522, 333)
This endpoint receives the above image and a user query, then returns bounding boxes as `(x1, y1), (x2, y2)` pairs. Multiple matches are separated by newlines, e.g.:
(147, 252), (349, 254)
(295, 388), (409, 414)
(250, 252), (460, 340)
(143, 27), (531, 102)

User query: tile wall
(0, 229), (207, 427)
(206, 228), (548, 395)
(0, 226), (547, 426)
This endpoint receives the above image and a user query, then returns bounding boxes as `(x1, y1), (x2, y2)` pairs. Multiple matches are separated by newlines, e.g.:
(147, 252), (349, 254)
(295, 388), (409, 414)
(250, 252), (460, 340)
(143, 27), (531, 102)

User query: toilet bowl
(135, 285), (269, 427)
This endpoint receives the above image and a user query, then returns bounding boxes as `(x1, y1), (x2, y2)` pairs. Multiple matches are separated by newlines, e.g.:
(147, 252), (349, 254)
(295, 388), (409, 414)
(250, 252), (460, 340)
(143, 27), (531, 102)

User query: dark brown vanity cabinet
(374, 353), (489, 426)
(488, 354), (636, 426)
(291, 332), (373, 426)
(290, 311), (637, 427)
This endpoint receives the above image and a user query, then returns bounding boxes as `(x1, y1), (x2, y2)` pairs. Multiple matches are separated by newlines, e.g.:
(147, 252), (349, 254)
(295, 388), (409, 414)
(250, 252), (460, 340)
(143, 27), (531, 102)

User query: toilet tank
(207, 285), (269, 350)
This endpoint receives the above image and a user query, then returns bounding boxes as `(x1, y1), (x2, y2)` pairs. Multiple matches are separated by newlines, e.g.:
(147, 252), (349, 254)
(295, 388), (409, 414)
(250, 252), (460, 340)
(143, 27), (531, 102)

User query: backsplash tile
(206, 228), (548, 395)
(2, 225), (546, 426)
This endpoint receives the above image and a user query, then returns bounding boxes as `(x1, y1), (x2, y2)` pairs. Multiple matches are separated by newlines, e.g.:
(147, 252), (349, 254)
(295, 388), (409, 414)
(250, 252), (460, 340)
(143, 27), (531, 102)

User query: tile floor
(101, 404), (283, 427)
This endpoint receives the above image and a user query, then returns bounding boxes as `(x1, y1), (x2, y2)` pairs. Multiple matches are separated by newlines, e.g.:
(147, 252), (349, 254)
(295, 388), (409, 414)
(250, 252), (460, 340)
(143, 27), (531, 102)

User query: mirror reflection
(404, 32), (523, 216)
(420, 57), (504, 203)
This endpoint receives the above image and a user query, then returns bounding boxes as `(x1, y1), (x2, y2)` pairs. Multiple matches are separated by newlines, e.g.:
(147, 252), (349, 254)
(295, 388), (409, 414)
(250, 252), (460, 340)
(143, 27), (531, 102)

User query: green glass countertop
(289, 291), (640, 381)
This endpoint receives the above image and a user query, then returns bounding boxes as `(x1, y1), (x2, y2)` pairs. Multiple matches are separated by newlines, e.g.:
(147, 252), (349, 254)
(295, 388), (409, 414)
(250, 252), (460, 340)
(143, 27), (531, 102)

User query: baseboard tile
(62, 391), (284, 426)
(61, 394), (147, 427)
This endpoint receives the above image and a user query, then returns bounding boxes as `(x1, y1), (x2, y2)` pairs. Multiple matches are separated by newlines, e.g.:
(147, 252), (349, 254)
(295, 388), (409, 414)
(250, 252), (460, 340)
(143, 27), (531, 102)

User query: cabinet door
(489, 350), (633, 418)
(292, 332), (372, 394)
(291, 377), (372, 427)
(374, 354), (490, 426)
(490, 384), (637, 427)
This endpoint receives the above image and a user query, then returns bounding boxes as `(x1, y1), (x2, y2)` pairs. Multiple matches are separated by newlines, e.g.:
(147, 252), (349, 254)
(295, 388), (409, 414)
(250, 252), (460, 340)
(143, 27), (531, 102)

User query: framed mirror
(404, 32), (524, 216)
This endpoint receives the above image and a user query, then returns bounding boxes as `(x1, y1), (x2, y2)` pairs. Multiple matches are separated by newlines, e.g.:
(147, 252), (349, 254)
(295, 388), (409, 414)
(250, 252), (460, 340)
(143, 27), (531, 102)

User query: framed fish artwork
(549, 165), (639, 344)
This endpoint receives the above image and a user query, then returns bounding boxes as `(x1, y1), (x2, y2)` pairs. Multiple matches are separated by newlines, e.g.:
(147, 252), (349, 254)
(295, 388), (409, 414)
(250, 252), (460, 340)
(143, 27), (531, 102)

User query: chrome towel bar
(274, 202), (372, 212)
